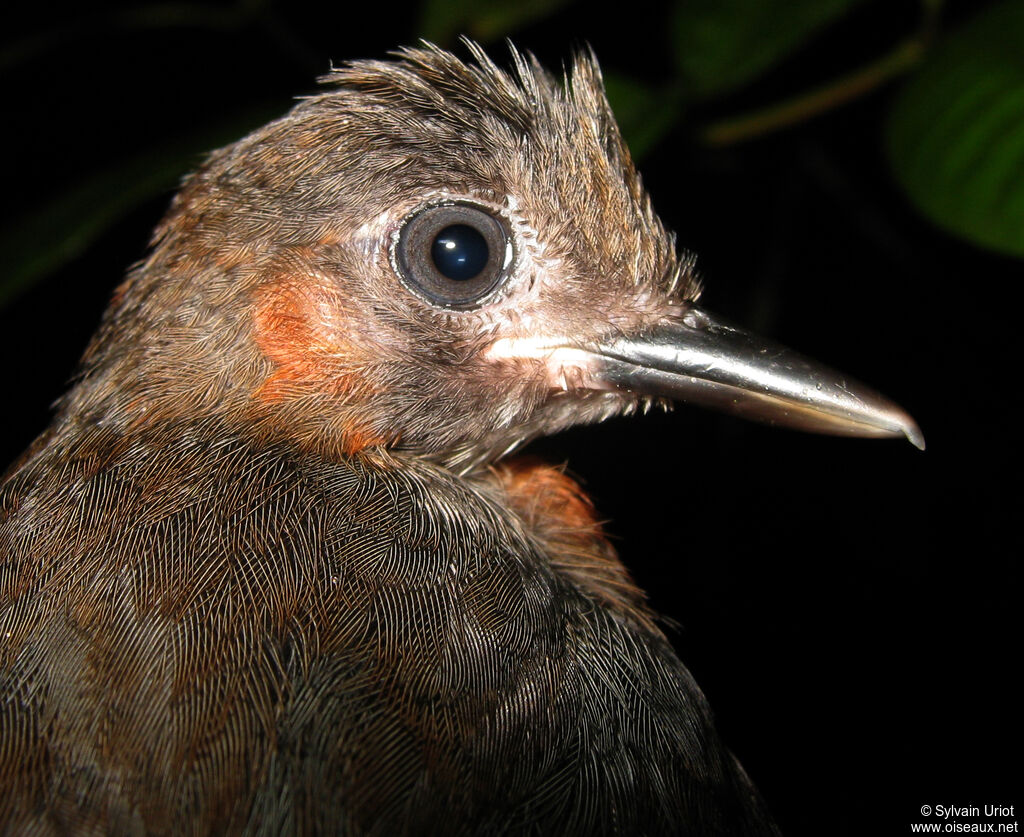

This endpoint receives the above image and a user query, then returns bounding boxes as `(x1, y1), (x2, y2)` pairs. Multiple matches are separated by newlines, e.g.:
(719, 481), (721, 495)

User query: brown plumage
(2, 41), (920, 835)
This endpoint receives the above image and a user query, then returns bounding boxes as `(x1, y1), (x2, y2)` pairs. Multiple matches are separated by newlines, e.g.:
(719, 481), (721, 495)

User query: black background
(1, 1), (1018, 834)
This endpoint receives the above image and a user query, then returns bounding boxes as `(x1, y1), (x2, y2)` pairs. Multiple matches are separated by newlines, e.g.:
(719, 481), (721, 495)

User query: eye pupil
(394, 202), (514, 309)
(431, 224), (489, 281)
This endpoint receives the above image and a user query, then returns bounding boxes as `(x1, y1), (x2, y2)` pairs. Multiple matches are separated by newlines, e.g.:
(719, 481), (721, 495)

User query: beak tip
(886, 402), (924, 450)
(904, 422), (926, 451)
(878, 402), (924, 450)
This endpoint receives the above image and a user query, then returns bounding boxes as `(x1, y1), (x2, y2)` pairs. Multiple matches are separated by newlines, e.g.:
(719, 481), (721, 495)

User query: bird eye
(394, 203), (514, 309)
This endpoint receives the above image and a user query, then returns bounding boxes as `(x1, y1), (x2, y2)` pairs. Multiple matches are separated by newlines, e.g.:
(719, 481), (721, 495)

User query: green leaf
(671, 0), (865, 98)
(886, 1), (1024, 258)
(0, 107), (281, 308)
(418, 0), (574, 46)
(603, 74), (683, 160)
(0, 154), (178, 308)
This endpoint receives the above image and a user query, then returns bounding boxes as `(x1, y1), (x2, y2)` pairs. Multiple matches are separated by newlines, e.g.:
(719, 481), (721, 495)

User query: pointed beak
(591, 306), (924, 449)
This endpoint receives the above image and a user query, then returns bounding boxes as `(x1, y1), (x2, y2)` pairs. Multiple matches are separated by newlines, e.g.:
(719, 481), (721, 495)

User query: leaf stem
(700, 0), (943, 146)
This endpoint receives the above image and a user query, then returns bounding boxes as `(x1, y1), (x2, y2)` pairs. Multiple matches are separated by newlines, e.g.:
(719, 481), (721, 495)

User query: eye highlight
(394, 203), (514, 309)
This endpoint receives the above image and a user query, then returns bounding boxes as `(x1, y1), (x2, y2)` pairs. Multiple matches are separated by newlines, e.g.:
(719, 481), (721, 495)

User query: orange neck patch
(495, 456), (658, 634)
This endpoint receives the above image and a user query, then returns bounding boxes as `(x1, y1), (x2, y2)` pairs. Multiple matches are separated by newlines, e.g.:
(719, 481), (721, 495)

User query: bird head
(63, 43), (921, 468)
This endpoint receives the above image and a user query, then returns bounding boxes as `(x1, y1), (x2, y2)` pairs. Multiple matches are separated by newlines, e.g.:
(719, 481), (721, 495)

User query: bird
(0, 42), (922, 836)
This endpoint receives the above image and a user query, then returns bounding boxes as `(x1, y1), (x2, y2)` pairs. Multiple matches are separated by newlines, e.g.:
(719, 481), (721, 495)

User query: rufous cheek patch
(253, 272), (372, 403)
